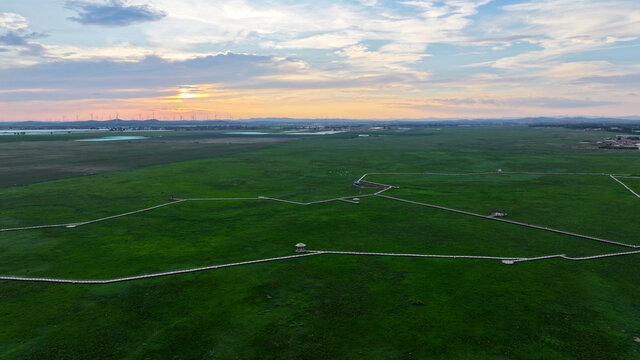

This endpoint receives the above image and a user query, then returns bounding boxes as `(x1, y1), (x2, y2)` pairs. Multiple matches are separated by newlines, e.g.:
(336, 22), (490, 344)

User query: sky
(0, 0), (638, 121)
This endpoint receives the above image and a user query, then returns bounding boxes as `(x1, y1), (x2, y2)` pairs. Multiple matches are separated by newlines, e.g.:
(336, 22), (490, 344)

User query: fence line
(4, 247), (640, 285)
(77, 200), (188, 226)
(610, 175), (640, 199)
(0, 200), (186, 232)
(366, 171), (499, 176)
(175, 197), (261, 201)
(308, 249), (640, 263)
(375, 194), (639, 249)
(4, 170), (638, 233)
(0, 252), (322, 284)
(309, 250), (519, 260)
(0, 194), (370, 233)
(2, 169), (639, 286)
(511, 249), (640, 263)
(363, 171), (636, 177)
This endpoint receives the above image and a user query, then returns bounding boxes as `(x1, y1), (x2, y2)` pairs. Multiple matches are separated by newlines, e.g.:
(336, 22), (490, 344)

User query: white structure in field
(491, 209), (507, 217)
(295, 243), (307, 252)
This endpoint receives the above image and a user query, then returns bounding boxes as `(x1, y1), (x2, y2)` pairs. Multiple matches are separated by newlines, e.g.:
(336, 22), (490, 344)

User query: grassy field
(1, 126), (639, 359)
(0, 131), (293, 186)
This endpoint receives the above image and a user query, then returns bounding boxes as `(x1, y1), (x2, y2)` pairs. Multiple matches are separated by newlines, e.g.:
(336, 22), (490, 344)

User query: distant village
(597, 134), (640, 150)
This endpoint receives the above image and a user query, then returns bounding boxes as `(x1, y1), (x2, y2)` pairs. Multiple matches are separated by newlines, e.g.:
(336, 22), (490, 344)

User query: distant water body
(284, 131), (345, 135)
(224, 131), (271, 135)
(76, 136), (148, 142)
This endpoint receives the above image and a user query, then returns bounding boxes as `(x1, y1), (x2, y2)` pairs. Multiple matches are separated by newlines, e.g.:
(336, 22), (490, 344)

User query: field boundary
(2, 170), (640, 284)
(0, 252), (322, 284)
(610, 174), (640, 199)
(3, 247), (640, 284)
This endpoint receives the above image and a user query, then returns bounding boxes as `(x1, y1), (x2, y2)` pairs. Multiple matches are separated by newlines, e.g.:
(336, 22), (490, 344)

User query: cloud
(0, 30), (46, 46)
(65, 0), (166, 27)
(0, 53), (324, 101)
(267, 31), (364, 50)
(471, 0), (640, 72)
(0, 50), (424, 103)
(0, 12), (29, 30)
(0, 12), (47, 57)
(431, 97), (617, 108)
(578, 73), (640, 86)
(2, 0), (639, 120)
(503, 97), (617, 108)
(540, 61), (615, 80)
(335, 43), (430, 80)
(147, 0), (487, 75)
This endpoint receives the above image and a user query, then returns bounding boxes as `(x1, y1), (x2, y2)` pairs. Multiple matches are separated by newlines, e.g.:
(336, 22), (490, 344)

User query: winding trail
(3, 247), (640, 284)
(310, 248), (640, 264)
(0, 200), (187, 232)
(0, 252), (322, 284)
(0, 195), (372, 232)
(2, 170), (640, 284)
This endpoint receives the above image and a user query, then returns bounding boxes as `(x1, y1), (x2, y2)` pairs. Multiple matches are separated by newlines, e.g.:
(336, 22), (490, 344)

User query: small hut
(491, 209), (507, 217)
(295, 243), (307, 253)
(497, 168), (503, 174)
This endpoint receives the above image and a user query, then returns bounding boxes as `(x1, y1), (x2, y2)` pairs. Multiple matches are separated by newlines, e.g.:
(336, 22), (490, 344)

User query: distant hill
(1, 116), (639, 128)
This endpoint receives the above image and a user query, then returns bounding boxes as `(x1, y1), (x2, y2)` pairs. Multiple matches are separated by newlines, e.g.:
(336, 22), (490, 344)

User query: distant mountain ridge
(1, 116), (639, 128)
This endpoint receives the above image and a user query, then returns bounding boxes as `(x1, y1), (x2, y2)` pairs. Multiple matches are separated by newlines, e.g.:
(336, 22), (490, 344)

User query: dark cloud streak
(429, 97), (617, 109)
(65, 0), (166, 27)
(0, 53), (287, 101)
(0, 30), (47, 56)
(577, 73), (640, 86)
(0, 53), (411, 102)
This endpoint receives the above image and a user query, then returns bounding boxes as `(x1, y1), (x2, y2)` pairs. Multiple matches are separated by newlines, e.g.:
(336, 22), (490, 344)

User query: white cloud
(605, 36), (637, 43)
(3, 0), (639, 118)
(475, 0), (640, 73)
(140, 0), (489, 78)
(334, 44), (430, 82)
(145, 0), (331, 48)
(540, 61), (615, 80)
(0, 12), (29, 30)
(267, 31), (364, 50)
(3, 1), (493, 85)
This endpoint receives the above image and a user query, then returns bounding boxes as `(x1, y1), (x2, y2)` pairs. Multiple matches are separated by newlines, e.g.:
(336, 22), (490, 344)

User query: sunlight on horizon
(0, 0), (638, 121)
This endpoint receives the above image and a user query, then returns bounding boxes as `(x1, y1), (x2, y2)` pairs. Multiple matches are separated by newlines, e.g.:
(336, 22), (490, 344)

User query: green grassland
(0, 131), (293, 186)
(1, 126), (640, 359)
